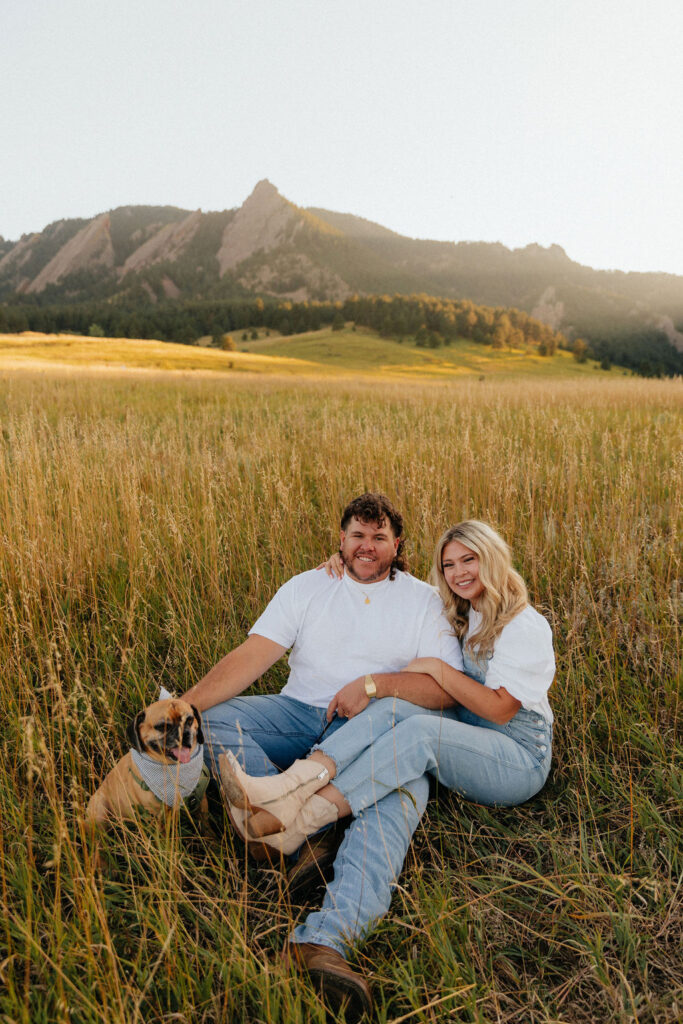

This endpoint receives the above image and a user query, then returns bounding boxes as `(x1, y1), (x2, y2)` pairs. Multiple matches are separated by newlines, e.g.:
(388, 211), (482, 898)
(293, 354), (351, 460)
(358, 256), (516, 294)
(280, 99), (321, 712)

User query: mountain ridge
(1, 180), (682, 360)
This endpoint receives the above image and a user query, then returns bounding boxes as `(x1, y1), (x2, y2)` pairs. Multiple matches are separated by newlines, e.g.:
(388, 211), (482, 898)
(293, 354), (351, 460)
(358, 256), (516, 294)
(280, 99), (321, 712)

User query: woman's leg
(312, 697), (457, 776)
(220, 698), (455, 834)
(334, 713), (549, 815)
(243, 710), (548, 846)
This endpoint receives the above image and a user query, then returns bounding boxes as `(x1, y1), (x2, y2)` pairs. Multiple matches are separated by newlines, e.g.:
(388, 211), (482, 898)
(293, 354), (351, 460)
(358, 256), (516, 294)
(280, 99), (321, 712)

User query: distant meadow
(0, 362), (680, 1022)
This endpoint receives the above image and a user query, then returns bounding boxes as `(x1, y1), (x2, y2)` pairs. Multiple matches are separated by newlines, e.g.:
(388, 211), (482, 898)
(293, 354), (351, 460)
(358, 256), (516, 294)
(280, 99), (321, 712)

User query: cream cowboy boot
(219, 751), (331, 834)
(226, 792), (339, 857)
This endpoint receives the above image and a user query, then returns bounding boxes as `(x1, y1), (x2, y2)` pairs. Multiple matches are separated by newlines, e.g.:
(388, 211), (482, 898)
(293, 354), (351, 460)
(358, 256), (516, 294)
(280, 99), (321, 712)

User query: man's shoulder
(254, 569), (335, 626)
(391, 571), (441, 603)
(276, 568), (338, 596)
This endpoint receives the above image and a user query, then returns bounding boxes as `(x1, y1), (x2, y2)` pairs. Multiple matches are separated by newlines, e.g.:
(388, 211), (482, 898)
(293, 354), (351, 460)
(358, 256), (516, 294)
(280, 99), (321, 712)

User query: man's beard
(344, 553), (394, 583)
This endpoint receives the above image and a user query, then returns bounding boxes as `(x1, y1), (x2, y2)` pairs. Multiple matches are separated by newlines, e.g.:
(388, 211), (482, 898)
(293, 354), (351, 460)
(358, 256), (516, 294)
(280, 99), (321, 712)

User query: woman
(220, 520), (555, 854)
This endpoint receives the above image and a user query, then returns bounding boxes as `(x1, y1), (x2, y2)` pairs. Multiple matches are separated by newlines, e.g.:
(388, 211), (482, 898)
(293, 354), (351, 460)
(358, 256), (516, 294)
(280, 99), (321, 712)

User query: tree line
(0, 293), (679, 375)
(0, 294), (565, 350)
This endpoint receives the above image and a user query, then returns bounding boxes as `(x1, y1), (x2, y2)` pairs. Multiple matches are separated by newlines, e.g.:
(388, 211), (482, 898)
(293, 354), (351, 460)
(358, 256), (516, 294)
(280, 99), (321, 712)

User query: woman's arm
(403, 657), (521, 725)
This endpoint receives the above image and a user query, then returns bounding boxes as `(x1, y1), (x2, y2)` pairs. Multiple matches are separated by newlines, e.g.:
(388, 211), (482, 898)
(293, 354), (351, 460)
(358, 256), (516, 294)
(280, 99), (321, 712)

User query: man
(183, 493), (462, 1018)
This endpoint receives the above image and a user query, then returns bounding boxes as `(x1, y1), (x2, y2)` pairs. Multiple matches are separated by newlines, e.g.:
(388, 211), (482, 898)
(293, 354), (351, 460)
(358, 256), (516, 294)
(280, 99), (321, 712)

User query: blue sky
(2, 0), (681, 274)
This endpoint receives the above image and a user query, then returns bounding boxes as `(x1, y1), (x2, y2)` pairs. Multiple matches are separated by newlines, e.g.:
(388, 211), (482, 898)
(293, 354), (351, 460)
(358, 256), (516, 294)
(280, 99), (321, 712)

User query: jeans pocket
(506, 712), (551, 766)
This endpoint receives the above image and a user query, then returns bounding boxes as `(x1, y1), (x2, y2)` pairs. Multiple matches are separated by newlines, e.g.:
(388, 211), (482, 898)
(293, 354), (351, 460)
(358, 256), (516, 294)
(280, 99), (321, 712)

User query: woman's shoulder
(497, 605), (553, 646)
(487, 604), (555, 697)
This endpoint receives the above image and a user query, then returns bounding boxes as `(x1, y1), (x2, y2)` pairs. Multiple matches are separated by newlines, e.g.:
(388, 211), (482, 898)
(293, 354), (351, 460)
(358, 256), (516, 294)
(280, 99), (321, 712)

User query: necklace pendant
(365, 596), (371, 604)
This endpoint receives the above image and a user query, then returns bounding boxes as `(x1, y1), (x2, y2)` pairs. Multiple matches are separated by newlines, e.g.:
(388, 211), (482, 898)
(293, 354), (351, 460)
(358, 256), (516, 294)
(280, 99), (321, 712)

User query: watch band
(364, 673), (377, 698)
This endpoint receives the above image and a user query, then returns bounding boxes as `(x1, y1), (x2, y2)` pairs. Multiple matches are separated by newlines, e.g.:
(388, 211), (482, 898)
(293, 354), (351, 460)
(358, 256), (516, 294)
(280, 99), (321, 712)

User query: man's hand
(327, 677), (370, 722)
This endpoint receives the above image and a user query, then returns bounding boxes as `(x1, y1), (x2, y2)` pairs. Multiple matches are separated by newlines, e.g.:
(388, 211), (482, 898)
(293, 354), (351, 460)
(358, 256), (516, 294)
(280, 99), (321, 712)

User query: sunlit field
(0, 332), (314, 376)
(0, 365), (680, 1023)
(1, 328), (607, 379)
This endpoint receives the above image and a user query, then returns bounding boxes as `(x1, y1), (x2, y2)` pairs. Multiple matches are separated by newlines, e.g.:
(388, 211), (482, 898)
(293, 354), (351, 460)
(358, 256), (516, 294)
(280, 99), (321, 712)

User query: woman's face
(441, 539), (485, 608)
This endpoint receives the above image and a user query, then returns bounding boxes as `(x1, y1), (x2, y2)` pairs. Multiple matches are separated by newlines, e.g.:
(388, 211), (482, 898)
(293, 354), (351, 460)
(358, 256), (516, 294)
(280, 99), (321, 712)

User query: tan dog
(86, 698), (210, 832)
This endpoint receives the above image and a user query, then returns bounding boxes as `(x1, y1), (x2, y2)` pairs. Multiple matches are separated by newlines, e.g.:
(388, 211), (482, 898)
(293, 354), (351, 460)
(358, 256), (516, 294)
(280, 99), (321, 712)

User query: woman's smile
(441, 539), (485, 606)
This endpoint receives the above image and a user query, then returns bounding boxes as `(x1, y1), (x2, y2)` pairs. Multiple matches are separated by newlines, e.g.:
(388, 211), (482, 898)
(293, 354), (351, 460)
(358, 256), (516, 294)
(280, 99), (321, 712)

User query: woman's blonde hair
(430, 520), (528, 658)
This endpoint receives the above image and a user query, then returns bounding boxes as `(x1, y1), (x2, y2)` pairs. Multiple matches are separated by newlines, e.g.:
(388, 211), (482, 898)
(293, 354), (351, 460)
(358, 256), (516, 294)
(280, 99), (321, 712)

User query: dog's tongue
(172, 747), (192, 764)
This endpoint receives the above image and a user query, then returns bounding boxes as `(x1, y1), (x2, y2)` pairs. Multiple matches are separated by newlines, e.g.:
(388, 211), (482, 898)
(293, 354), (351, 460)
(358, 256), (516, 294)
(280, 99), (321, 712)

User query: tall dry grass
(0, 369), (680, 1023)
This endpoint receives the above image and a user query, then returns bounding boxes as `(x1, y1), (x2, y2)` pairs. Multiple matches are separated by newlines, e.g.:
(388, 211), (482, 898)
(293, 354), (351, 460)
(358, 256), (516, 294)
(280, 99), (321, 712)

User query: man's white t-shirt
(467, 606), (555, 723)
(249, 569), (464, 708)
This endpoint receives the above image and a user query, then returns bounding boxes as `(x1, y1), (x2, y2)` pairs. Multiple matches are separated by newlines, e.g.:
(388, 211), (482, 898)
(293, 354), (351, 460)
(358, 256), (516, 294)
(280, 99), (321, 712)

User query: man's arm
(327, 671), (457, 722)
(182, 634), (287, 712)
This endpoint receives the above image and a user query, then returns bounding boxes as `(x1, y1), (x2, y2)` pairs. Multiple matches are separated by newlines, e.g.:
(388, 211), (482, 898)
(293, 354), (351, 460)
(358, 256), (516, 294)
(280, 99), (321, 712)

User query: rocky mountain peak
(516, 242), (570, 263)
(217, 179), (298, 275)
(26, 213), (114, 294)
(250, 178), (279, 199)
(121, 210), (202, 276)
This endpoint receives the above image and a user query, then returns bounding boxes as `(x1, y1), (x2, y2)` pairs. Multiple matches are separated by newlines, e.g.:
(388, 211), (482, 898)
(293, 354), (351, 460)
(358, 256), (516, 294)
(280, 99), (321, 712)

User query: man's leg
(202, 694), (346, 777)
(290, 774), (429, 956)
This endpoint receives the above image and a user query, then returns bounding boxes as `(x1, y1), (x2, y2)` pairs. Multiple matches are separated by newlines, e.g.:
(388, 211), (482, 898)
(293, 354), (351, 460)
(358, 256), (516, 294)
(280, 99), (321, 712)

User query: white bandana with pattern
(130, 743), (205, 807)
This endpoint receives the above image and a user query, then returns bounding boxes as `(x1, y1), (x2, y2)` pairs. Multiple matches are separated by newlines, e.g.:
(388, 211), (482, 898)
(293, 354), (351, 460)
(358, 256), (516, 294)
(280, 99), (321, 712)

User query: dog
(86, 698), (211, 834)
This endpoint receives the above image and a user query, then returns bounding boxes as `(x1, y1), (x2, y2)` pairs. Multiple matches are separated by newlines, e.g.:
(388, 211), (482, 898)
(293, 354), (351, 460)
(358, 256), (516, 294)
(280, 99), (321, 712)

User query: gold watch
(364, 674), (377, 698)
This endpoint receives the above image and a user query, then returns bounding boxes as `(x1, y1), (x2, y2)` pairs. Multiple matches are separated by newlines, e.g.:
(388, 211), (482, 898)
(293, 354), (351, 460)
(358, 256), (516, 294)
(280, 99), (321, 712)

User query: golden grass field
(0, 336), (681, 1023)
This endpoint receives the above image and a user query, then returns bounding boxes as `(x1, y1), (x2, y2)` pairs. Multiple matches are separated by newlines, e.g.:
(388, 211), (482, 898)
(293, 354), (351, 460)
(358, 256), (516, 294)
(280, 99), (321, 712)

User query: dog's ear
(127, 711), (146, 753)
(191, 705), (204, 745)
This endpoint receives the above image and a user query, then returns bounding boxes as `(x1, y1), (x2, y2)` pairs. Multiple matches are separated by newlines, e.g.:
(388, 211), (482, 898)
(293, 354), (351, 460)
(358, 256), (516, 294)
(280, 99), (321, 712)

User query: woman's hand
(315, 551), (345, 579)
(402, 657), (441, 681)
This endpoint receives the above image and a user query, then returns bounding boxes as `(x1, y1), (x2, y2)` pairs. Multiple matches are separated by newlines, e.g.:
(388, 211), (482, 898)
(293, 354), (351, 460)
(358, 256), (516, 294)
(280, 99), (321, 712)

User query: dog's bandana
(130, 744), (206, 807)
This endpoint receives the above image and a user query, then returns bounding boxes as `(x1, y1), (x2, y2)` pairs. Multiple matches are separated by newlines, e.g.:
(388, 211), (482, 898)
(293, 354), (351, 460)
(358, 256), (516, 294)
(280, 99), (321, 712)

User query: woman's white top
(467, 605), (555, 723)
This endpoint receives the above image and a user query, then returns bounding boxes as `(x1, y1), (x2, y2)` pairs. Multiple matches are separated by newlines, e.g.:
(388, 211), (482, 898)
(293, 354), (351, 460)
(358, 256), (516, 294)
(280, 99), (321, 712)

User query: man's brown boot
(285, 827), (342, 903)
(286, 941), (372, 1021)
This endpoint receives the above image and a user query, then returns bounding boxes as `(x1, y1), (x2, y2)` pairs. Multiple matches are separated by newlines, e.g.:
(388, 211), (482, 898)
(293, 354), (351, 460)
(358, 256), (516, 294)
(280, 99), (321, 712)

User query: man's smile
(339, 516), (399, 583)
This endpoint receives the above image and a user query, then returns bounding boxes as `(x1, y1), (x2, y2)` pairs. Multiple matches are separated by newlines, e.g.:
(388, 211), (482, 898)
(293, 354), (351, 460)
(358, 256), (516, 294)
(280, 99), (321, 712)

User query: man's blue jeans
(291, 700), (451, 955)
(202, 693), (432, 959)
(292, 698), (552, 955)
(201, 693), (348, 776)
(291, 774), (429, 955)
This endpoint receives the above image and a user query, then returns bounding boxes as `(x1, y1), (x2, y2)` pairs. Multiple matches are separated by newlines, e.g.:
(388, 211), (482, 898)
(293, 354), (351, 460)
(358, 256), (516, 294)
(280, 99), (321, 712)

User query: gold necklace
(347, 576), (390, 605)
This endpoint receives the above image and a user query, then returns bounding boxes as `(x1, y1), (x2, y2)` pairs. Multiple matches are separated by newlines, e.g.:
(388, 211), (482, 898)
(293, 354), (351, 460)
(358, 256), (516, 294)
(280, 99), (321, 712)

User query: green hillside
(242, 327), (607, 378)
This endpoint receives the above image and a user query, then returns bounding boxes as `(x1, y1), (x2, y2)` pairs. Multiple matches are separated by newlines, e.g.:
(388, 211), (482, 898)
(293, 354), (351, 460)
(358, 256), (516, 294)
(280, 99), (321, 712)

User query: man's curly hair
(340, 492), (407, 579)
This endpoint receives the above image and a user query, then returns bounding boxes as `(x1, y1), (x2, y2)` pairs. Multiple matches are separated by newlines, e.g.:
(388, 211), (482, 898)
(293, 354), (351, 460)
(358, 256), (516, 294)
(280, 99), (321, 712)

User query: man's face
(339, 517), (400, 583)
